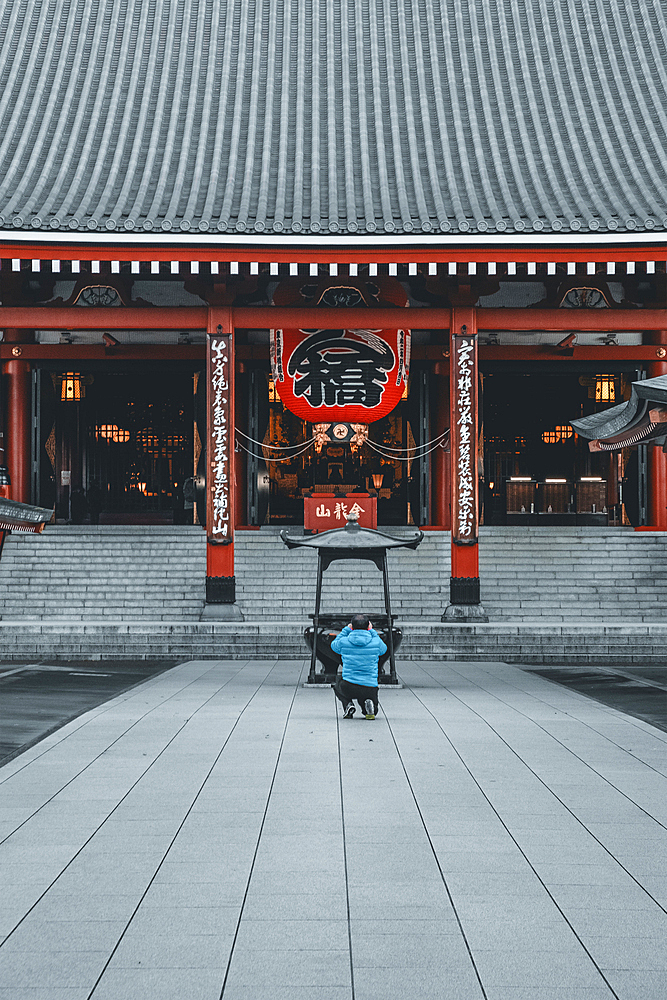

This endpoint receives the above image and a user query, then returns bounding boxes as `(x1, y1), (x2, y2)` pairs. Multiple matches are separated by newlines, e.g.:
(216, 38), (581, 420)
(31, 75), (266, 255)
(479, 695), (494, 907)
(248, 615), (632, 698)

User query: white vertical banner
(451, 324), (478, 545)
(206, 328), (233, 544)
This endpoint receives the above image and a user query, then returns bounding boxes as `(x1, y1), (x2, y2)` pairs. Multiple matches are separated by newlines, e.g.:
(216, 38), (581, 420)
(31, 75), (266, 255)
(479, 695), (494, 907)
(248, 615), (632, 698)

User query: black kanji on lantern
(286, 330), (395, 408)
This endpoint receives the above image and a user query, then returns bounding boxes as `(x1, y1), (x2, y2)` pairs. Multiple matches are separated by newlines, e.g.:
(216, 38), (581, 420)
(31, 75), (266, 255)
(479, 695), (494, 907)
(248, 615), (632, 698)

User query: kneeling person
(332, 614), (387, 720)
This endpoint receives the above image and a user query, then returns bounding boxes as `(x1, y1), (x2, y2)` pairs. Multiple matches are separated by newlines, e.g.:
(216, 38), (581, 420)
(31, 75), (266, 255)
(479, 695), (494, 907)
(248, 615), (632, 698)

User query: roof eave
(0, 229), (666, 263)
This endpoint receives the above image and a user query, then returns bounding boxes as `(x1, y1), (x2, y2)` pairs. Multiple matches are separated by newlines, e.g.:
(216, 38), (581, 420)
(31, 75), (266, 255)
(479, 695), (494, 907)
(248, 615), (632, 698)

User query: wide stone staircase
(0, 525), (666, 663)
(480, 527), (667, 621)
(234, 527), (448, 620)
(0, 526), (206, 621)
(0, 525), (666, 622)
(235, 526), (667, 623)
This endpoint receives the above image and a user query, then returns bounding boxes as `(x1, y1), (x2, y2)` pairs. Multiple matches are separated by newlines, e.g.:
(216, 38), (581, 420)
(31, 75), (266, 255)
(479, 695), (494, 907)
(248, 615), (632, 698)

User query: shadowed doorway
(39, 368), (198, 524)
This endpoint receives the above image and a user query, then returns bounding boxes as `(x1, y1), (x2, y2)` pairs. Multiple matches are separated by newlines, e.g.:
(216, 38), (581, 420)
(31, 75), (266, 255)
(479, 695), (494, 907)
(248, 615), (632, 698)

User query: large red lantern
(270, 327), (410, 423)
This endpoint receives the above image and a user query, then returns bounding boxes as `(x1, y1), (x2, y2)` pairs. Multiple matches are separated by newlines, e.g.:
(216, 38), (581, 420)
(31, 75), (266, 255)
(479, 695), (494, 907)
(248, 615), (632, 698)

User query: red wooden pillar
(4, 330), (32, 503)
(444, 307), (487, 620)
(648, 330), (667, 528)
(203, 308), (243, 618)
(431, 361), (450, 528)
(0, 350), (8, 499)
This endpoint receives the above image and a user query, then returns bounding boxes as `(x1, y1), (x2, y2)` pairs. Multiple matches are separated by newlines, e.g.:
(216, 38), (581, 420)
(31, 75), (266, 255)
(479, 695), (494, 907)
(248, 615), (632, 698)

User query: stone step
(0, 526), (206, 621)
(0, 620), (665, 665)
(2, 525), (667, 622)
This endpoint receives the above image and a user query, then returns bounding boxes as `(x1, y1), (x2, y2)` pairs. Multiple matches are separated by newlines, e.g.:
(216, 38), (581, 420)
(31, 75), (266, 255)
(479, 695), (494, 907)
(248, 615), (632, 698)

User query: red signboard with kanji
(271, 328), (410, 423)
(304, 494), (377, 531)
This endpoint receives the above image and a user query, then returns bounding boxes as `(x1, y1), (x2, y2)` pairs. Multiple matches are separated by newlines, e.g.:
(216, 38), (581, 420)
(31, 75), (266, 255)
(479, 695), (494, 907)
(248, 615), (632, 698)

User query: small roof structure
(1, 0), (666, 241)
(280, 518), (423, 571)
(570, 374), (667, 451)
(0, 498), (53, 534)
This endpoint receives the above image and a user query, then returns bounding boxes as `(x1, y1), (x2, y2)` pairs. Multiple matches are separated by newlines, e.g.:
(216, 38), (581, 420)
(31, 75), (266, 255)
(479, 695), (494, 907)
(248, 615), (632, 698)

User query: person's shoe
(364, 699), (376, 720)
(343, 703), (356, 719)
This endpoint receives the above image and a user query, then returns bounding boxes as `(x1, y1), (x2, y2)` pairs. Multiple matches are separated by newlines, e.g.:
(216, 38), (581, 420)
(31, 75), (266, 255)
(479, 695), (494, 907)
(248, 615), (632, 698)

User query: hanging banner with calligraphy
(206, 332), (233, 545)
(451, 328), (479, 545)
(270, 328), (410, 423)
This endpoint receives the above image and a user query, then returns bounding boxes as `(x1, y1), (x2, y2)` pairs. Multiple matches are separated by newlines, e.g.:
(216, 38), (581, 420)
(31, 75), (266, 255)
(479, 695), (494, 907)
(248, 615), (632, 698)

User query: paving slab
(1, 657), (666, 998)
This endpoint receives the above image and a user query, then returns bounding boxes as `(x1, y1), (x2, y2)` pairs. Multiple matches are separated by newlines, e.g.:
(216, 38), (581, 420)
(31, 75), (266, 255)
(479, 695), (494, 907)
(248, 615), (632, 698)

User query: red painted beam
(244, 343), (667, 363)
(1, 343), (664, 363)
(477, 309), (667, 331)
(1, 304), (666, 333)
(0, 307), (207, 329)
(235, 306), (667, 331)
(0, 242), (666, 264)
(0, 305), (438, 330)
(0, 345), (205, 360)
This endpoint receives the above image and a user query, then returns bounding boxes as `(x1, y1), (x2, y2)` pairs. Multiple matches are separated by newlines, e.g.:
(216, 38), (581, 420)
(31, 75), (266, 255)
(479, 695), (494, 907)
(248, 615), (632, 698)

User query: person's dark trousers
(334, 676), (379, 715)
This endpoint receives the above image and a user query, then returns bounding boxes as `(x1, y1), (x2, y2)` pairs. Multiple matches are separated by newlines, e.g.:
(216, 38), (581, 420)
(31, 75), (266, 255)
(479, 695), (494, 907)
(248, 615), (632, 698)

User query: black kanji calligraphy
(287, 330), (395, 408)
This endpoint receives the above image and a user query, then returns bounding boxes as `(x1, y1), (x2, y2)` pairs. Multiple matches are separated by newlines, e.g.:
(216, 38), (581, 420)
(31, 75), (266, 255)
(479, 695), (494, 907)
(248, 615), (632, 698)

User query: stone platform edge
(0, 620), (663, 665)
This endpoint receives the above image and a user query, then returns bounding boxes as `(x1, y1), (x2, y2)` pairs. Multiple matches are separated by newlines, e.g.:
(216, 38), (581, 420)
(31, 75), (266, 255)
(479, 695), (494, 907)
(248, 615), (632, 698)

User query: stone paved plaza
(1, 658), (666, 1000)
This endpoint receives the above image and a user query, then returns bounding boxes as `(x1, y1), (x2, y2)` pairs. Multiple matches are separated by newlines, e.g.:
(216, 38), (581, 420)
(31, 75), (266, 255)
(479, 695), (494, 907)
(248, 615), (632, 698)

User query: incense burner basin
(304, 615), (402, 683)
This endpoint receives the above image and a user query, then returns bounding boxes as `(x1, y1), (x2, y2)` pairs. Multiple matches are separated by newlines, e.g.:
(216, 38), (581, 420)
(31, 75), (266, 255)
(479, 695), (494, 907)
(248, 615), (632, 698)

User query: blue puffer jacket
(331, 626), (387, 686)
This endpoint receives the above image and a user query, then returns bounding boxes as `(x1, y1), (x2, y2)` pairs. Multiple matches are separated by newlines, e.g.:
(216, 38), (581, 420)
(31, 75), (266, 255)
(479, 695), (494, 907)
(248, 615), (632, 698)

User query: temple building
(1, 0), (666, 616)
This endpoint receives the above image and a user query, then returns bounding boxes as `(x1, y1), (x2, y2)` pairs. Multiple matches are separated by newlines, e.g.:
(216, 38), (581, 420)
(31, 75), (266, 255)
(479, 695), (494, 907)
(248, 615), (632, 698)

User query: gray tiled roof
(1, 0), (666, 239)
